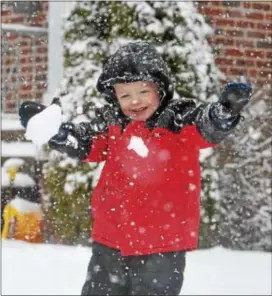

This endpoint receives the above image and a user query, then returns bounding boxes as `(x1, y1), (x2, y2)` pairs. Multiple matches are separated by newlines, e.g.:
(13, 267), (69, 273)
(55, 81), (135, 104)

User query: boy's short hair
(97, 41), (174, 106)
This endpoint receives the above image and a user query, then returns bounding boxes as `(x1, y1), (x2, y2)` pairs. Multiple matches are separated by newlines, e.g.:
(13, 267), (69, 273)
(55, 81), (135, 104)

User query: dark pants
(81, 242), (186, 296)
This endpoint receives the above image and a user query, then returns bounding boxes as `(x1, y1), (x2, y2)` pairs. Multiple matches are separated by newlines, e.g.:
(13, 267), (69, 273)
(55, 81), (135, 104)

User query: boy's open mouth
(131, 107), (148, 113)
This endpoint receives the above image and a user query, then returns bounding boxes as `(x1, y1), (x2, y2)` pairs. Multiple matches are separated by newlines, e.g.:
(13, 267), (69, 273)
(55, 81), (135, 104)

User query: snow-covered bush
(218, 85), (272, 251)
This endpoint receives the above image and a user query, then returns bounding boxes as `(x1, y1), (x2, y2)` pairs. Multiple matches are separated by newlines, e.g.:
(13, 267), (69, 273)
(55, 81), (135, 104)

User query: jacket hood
(97, 41), (174, 110)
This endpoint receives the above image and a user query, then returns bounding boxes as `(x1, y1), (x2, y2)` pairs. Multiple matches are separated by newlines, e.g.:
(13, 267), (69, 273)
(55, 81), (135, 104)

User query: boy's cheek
(120, 104), (129, 114)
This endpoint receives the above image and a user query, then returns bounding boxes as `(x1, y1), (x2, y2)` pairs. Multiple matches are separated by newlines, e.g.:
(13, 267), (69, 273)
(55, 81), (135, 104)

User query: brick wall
(1, 2), (48, 26)
(197, 1), (272, 86)
(1, 2), (48, 113)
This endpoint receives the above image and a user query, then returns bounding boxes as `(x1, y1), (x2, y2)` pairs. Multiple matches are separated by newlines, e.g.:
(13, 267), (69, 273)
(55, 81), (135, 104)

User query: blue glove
(219, 82), (252, 116)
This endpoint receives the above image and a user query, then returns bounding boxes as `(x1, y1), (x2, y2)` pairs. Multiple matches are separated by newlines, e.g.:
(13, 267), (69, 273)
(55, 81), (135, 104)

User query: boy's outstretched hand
(219, 82), (252, 116)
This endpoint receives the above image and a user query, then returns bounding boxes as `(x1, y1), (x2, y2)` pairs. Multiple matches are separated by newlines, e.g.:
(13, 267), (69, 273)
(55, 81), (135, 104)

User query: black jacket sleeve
(48, 105), (122, 160)
(154, 99), (240, 144)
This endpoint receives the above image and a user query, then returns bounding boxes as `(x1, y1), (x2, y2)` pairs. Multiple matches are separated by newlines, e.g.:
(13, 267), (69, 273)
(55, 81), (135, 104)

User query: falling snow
(1, 1), (271, 295)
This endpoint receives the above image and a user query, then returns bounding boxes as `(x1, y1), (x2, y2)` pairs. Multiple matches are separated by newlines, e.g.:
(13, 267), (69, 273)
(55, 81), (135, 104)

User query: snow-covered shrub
(218, 85), (272, 251)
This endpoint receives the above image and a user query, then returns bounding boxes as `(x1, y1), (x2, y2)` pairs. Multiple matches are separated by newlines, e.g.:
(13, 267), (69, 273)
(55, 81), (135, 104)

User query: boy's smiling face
(114, 81), (160, 121)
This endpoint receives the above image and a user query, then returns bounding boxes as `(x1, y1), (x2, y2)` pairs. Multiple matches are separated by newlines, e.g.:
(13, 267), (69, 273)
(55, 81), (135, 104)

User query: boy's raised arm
(154, 82), (252, 146)
(195, 82), (252, 144)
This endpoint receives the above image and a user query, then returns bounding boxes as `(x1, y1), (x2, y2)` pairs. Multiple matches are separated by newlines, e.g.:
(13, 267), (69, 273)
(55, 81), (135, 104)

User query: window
(6, 2), (41, 16)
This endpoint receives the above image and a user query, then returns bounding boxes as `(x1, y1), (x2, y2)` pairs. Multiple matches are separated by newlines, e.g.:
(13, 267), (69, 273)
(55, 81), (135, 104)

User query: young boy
(20, 42), (252, 295)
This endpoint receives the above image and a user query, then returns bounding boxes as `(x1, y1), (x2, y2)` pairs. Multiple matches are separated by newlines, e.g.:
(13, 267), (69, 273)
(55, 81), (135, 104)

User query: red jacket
(84, 120), (215, 256)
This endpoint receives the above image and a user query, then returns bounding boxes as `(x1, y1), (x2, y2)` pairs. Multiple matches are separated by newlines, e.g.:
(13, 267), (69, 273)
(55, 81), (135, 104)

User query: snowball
(25, 104), (62, 146)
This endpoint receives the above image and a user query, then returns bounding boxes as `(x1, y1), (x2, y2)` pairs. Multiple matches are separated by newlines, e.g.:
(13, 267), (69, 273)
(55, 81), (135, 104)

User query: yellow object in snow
(2, 197), (43, 243)
(7, 166), (18, 183)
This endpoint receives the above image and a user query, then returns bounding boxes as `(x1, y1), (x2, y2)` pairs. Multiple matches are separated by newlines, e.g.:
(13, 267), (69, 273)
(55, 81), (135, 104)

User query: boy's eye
(120, 94), (129, 100)
(140, 89), (150, 94)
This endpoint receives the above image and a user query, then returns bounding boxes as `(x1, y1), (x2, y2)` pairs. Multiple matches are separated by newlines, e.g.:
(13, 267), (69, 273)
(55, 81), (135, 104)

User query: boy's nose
(132, 97), (141, 105)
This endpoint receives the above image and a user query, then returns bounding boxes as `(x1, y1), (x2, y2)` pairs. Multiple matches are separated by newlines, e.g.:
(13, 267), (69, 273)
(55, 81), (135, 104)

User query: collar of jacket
(114, 120), (169, 138)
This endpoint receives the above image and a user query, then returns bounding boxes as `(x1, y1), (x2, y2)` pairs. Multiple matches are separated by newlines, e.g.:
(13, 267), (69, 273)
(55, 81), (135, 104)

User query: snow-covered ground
(2, 239), (271, 295)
